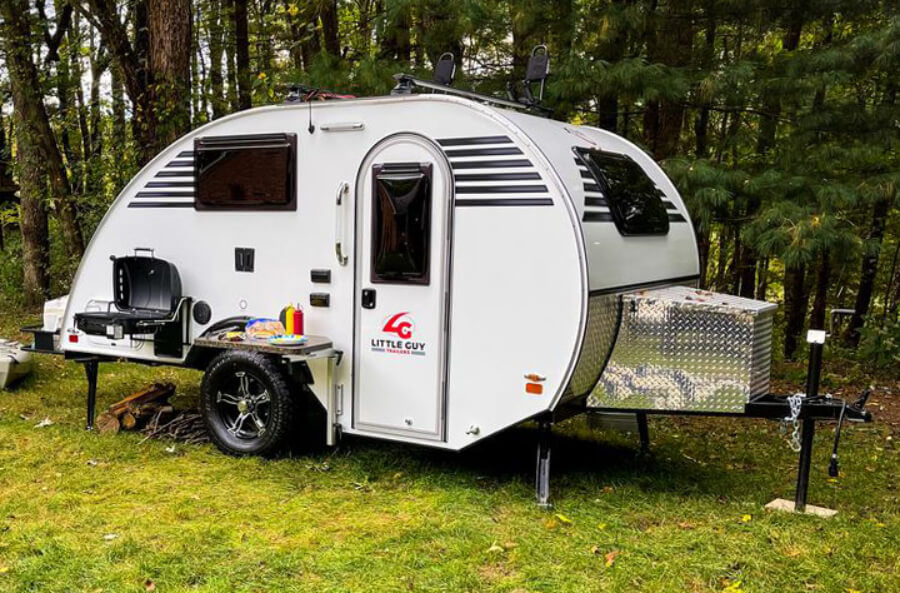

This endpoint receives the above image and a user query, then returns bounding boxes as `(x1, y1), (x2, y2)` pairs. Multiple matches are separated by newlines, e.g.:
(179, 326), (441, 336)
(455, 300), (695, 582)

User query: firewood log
(97, 412), (120, 434)
(107, 382), (175, 416)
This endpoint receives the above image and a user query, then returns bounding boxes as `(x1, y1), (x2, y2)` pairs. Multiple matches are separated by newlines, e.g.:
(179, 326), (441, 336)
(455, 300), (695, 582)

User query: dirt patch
(770, 361), (900, 432)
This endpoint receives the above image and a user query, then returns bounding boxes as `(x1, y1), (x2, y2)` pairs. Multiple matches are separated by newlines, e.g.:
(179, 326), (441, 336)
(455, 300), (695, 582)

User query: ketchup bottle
(293, 305), (304, 335)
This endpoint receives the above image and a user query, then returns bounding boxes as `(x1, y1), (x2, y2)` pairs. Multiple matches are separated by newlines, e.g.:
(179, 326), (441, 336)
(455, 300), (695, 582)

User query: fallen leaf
(0, 566), (8, 574)
(34, 417), (53, 429)
(604, 550), (620, 567)
(741, 514), (752, 523)
(144, 579), (156, 592)
(103, 533), (118, 541)
(596, 522), (606, 530)
(677, 521), (696, 530)
(590, 545), (601, 555)
(722, 580), (743, 592)
(555, 513), (573, 525)
(486, 542), (504, 554)
(601, 486), (614, 494)
(165, 445), (176, 454)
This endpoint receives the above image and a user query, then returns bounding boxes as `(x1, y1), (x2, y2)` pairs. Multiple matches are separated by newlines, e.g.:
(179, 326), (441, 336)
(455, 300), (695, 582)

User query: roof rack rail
(390, 73), (548, 114)
(282, 83), (355, 103)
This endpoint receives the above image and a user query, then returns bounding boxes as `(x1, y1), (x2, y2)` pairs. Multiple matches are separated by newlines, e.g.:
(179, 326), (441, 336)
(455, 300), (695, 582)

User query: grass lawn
(0, 312), (897, 593)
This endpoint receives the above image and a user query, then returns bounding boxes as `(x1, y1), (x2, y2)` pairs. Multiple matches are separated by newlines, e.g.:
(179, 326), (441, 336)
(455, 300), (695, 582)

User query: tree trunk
(88, 29), (106, 161)
(642, 0), (694, 160)
(1, 0), (84, 258)
(885, 238), (900, 321)
(57, 27), (80, 191)
(696, 222), (711, 288)
(82, 0), (157, 164)
(229, 0), (252, 110)
(756, 257), (770, 300)
(0, 110), (18, 251)
(810, 250), (830, 330)
(149, 0), (192, 144)
(380, 1), (411, 63)
(192, 3), (203, 122)
(284, 0), (304, 69)
(15, 146), (51, 307)
(255, 0), (274, 76)
(713, 224), (728, 291)
(319, 0), (341, 58)
(222, 0), (240, 111)
(110, 62), (129, 187)
(300, 1), (322, 68)
(693, 9), (715, 157)
(737, 201), (758, 299)
(784, 263), (808, 360)
(0, 7), (50, 304)
(756, 6), (804, 157)
(207, 1), (227, 118)
(843, 196), (892, 347)
(593, 0), (627, 132)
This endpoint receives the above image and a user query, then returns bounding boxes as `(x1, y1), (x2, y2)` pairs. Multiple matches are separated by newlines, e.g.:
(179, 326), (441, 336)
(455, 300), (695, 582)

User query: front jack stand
(83, 359), (99, 431)
(766, 329), (838, 518)
(794, 417), (815, 512)
(535, 420), (553, 508)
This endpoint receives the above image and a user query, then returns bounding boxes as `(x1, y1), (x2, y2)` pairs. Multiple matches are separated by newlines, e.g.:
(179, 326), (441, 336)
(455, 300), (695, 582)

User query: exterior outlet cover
(234, 247), (255, 272)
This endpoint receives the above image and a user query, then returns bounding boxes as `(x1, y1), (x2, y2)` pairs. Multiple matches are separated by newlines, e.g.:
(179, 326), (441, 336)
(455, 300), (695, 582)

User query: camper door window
(371, 163), (432, 285)
(574, 147), (670, 235)
(194, 134), (297, 210)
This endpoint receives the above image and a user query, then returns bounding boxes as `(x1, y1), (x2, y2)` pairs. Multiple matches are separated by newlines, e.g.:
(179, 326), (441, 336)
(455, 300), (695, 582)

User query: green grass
(0, 313), (897, 592)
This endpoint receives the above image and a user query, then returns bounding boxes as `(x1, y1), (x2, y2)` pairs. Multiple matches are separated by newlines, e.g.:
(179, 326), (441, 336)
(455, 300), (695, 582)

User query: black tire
(200, 350), (295, 457)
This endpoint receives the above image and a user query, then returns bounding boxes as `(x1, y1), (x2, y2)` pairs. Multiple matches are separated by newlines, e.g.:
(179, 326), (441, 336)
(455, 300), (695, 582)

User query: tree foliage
(0, 0), (898, 362)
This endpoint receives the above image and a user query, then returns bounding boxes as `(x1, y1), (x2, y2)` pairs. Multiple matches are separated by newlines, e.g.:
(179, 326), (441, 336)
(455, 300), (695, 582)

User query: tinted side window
(575, 147), (669, 235)
(371, 163), (432, 285)
(195, 134), (297, 210)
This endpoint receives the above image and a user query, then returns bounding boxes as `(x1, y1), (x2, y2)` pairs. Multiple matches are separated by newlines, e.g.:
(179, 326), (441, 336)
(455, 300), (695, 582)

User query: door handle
(334, 181), (349, 266)
(361, 289), (376, 309)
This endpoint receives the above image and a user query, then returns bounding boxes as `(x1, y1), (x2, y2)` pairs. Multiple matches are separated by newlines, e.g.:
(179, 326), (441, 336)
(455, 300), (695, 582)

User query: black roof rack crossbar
(391, 73), (531, 112)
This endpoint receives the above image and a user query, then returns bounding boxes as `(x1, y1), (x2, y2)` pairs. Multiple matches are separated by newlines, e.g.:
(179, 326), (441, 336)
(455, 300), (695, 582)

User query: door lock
(361, 289), (376, 309)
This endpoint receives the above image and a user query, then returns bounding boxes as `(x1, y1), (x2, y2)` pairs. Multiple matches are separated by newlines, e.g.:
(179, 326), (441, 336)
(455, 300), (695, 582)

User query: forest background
(0, 0), (897, 366)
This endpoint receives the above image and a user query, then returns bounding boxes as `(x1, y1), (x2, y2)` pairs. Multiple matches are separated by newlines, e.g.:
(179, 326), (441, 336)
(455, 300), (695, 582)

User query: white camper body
(55, 94), (699, 451)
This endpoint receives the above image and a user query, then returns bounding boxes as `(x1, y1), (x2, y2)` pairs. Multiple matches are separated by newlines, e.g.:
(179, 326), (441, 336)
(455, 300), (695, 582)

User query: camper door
(353, 137), (451, 440)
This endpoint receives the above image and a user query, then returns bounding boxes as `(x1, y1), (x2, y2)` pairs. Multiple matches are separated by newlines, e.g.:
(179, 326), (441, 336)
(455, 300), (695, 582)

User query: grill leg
(636, 412), (650, 454)
(535, 420), (553, 508)
(794, 417), (815, 513)
(84, 360), (99, 431)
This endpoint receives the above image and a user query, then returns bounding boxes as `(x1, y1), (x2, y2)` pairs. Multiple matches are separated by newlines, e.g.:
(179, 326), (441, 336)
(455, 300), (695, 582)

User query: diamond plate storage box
(587, 286), (777, 413)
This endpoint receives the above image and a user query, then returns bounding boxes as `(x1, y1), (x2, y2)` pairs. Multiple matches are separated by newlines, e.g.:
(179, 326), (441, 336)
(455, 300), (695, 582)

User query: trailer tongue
(539, 286), (873, 510)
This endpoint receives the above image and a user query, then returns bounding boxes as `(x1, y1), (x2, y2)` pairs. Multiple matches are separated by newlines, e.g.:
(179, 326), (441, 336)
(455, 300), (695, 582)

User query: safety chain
(779, 394), (804, 452)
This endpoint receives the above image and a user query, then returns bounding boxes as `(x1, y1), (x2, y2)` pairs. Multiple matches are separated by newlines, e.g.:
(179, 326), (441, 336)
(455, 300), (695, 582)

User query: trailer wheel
(200, 350), (295, 457)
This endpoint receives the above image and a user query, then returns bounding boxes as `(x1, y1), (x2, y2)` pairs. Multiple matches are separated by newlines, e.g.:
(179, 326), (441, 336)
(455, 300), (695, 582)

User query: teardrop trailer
(23, 58), (872, 509)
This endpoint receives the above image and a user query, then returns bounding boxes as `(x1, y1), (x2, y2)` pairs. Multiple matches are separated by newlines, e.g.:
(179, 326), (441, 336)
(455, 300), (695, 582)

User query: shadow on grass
(319, 419), (775, 503)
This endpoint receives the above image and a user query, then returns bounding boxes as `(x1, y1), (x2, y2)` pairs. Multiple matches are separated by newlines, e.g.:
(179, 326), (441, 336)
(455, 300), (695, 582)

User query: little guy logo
(371, 312), (426, 356)
(382, 312), (414, 339)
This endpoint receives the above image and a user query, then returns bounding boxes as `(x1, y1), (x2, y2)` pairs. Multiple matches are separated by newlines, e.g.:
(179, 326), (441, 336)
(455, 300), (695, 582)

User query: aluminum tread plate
(588, 287), (776, 413)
